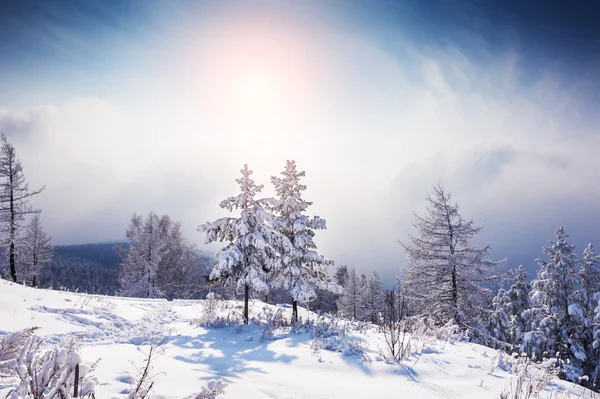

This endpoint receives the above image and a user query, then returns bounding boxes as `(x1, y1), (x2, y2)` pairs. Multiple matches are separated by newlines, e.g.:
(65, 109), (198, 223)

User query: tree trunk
(9, 164), (16, 283)
(32, 275), (37, 288)
(9, 242), (16, 282)
(292, 300), (298, 324)
(244, 284), (249, 324)
(451, 263), (459, 324)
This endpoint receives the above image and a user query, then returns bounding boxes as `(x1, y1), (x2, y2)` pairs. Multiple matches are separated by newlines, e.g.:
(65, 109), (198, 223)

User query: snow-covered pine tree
(0, 134), (44, 283)
(576, 243), (600, 384)
(199, 164), (279, 323)
(525, 228), (583, 381)
(267, 160), (336, 323)
(19, 213), (54, 287)
(334, 265), (349, 287)
(119, 212), (170, 298)
(504, 265), (531, 345)
(487, 288), (512, 348)
(401, 184), (503, 331)
(592, 292), (600, 388)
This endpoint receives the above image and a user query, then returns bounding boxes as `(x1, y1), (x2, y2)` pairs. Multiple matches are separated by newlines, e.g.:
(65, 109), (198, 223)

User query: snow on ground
(0, 279), (592, 399)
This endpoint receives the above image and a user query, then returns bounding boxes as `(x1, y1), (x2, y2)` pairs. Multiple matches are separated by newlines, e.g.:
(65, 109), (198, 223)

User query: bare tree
(0, 134), (44, 283)
(19, 213), (54, 287)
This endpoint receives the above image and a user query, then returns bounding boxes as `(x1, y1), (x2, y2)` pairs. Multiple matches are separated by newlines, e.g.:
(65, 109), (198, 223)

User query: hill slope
(0, 279), (590, 399)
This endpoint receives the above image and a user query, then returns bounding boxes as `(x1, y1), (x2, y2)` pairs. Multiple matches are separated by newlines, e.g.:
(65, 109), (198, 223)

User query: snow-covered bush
(307, 316), (367, 356)
(379, 319), (412, 362)
(1, 329), (228, 399)
(493, 351), (562, 399)
(191, 294), (245, 328)
(0, 328), (39, 377)
(196, 292), (222, 325)
(197, 309), (245, 328)
(188, 379), (228, 399)
(252, 306), (289, 341)
(3, 333), (97, 399)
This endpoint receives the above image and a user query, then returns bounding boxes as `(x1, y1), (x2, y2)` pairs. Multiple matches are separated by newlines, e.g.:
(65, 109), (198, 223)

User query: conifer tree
(267, 160), (336, 323)
(334, 265), (349, 287)
(337, 266), (359, 319)
(19, 213), (54, 287)
(119, 212), (170, 298)
(401, 184), (502, 330)
(577, 244), (600, 323)
(0, 134), (44, 283)
(591, 293), (600, 387)
(199, 165), (280, 323)
(505, 265), (531, 344)
(364, 271), (384, 323)
(525, 228), (583, 381)
(487, 288), (511, 347)
(575, 243), (600, 384)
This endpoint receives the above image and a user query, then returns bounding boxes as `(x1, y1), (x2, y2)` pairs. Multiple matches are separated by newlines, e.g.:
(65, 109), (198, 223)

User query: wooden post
(74, 363), (79, 397)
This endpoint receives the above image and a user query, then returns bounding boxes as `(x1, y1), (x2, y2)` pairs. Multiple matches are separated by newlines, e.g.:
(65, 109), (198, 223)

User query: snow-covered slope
(0, 280), (590, 399)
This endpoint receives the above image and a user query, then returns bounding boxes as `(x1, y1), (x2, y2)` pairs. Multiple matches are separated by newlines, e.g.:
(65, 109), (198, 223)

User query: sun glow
(240, 74), (276, 104)
(178, 13), (322, 130)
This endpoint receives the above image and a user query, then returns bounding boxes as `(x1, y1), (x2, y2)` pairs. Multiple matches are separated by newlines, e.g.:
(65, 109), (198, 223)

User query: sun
(240, 74), (276, 103)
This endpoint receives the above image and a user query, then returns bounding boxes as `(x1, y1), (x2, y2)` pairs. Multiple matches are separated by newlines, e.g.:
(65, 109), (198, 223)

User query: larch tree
(199, 164), (279, 323)
(401, 184), (503, 331)
(119, 212), (170, 298)
(268, 160), (337, 323)
(156, 221), (206, 300)
(362, 271), (384, 323)
(337, 266), (359, 319)
(19, 213), (54, 287)
(0, 134), (44, 283)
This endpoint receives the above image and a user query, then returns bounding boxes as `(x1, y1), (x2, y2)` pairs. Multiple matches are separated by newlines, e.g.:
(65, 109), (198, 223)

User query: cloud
(1, 5), (599, 286)
(0, 98), (219, 245)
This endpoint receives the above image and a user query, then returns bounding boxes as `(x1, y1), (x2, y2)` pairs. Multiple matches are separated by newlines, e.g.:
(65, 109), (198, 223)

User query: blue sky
(1, 0), (599, 282)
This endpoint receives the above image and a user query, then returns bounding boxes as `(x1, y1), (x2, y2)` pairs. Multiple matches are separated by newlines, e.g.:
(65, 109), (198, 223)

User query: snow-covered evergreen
(402, 184), (503, 331)
(577, 244), (600, 325)
(488, 288), (511, 347)
(199, 164), (281, 323)
(504, 265), (531, 344)
(524, 228), (584, 381)
(577, 243), (600, 385)
(267, 160), (336, 322)
(592, 292), (600, 387)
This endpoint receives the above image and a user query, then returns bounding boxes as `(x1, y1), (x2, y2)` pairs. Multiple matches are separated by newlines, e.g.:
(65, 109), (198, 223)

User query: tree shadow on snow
(169, 325), (297, 382)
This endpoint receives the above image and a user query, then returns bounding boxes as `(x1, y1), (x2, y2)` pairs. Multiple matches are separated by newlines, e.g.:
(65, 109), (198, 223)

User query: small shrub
(3, 332), (98, 399)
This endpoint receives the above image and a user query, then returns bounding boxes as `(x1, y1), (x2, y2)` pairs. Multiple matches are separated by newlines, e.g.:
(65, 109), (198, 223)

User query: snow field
(0, 279), (593, 399)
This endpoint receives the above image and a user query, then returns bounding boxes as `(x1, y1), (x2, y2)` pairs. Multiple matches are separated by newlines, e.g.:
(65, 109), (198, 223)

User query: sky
(1, 0), (599, 283)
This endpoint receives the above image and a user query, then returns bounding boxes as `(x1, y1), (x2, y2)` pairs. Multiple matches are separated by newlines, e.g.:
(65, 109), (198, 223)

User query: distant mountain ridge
(54, 242), (214, 270)
(55, 243), (125, 269)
